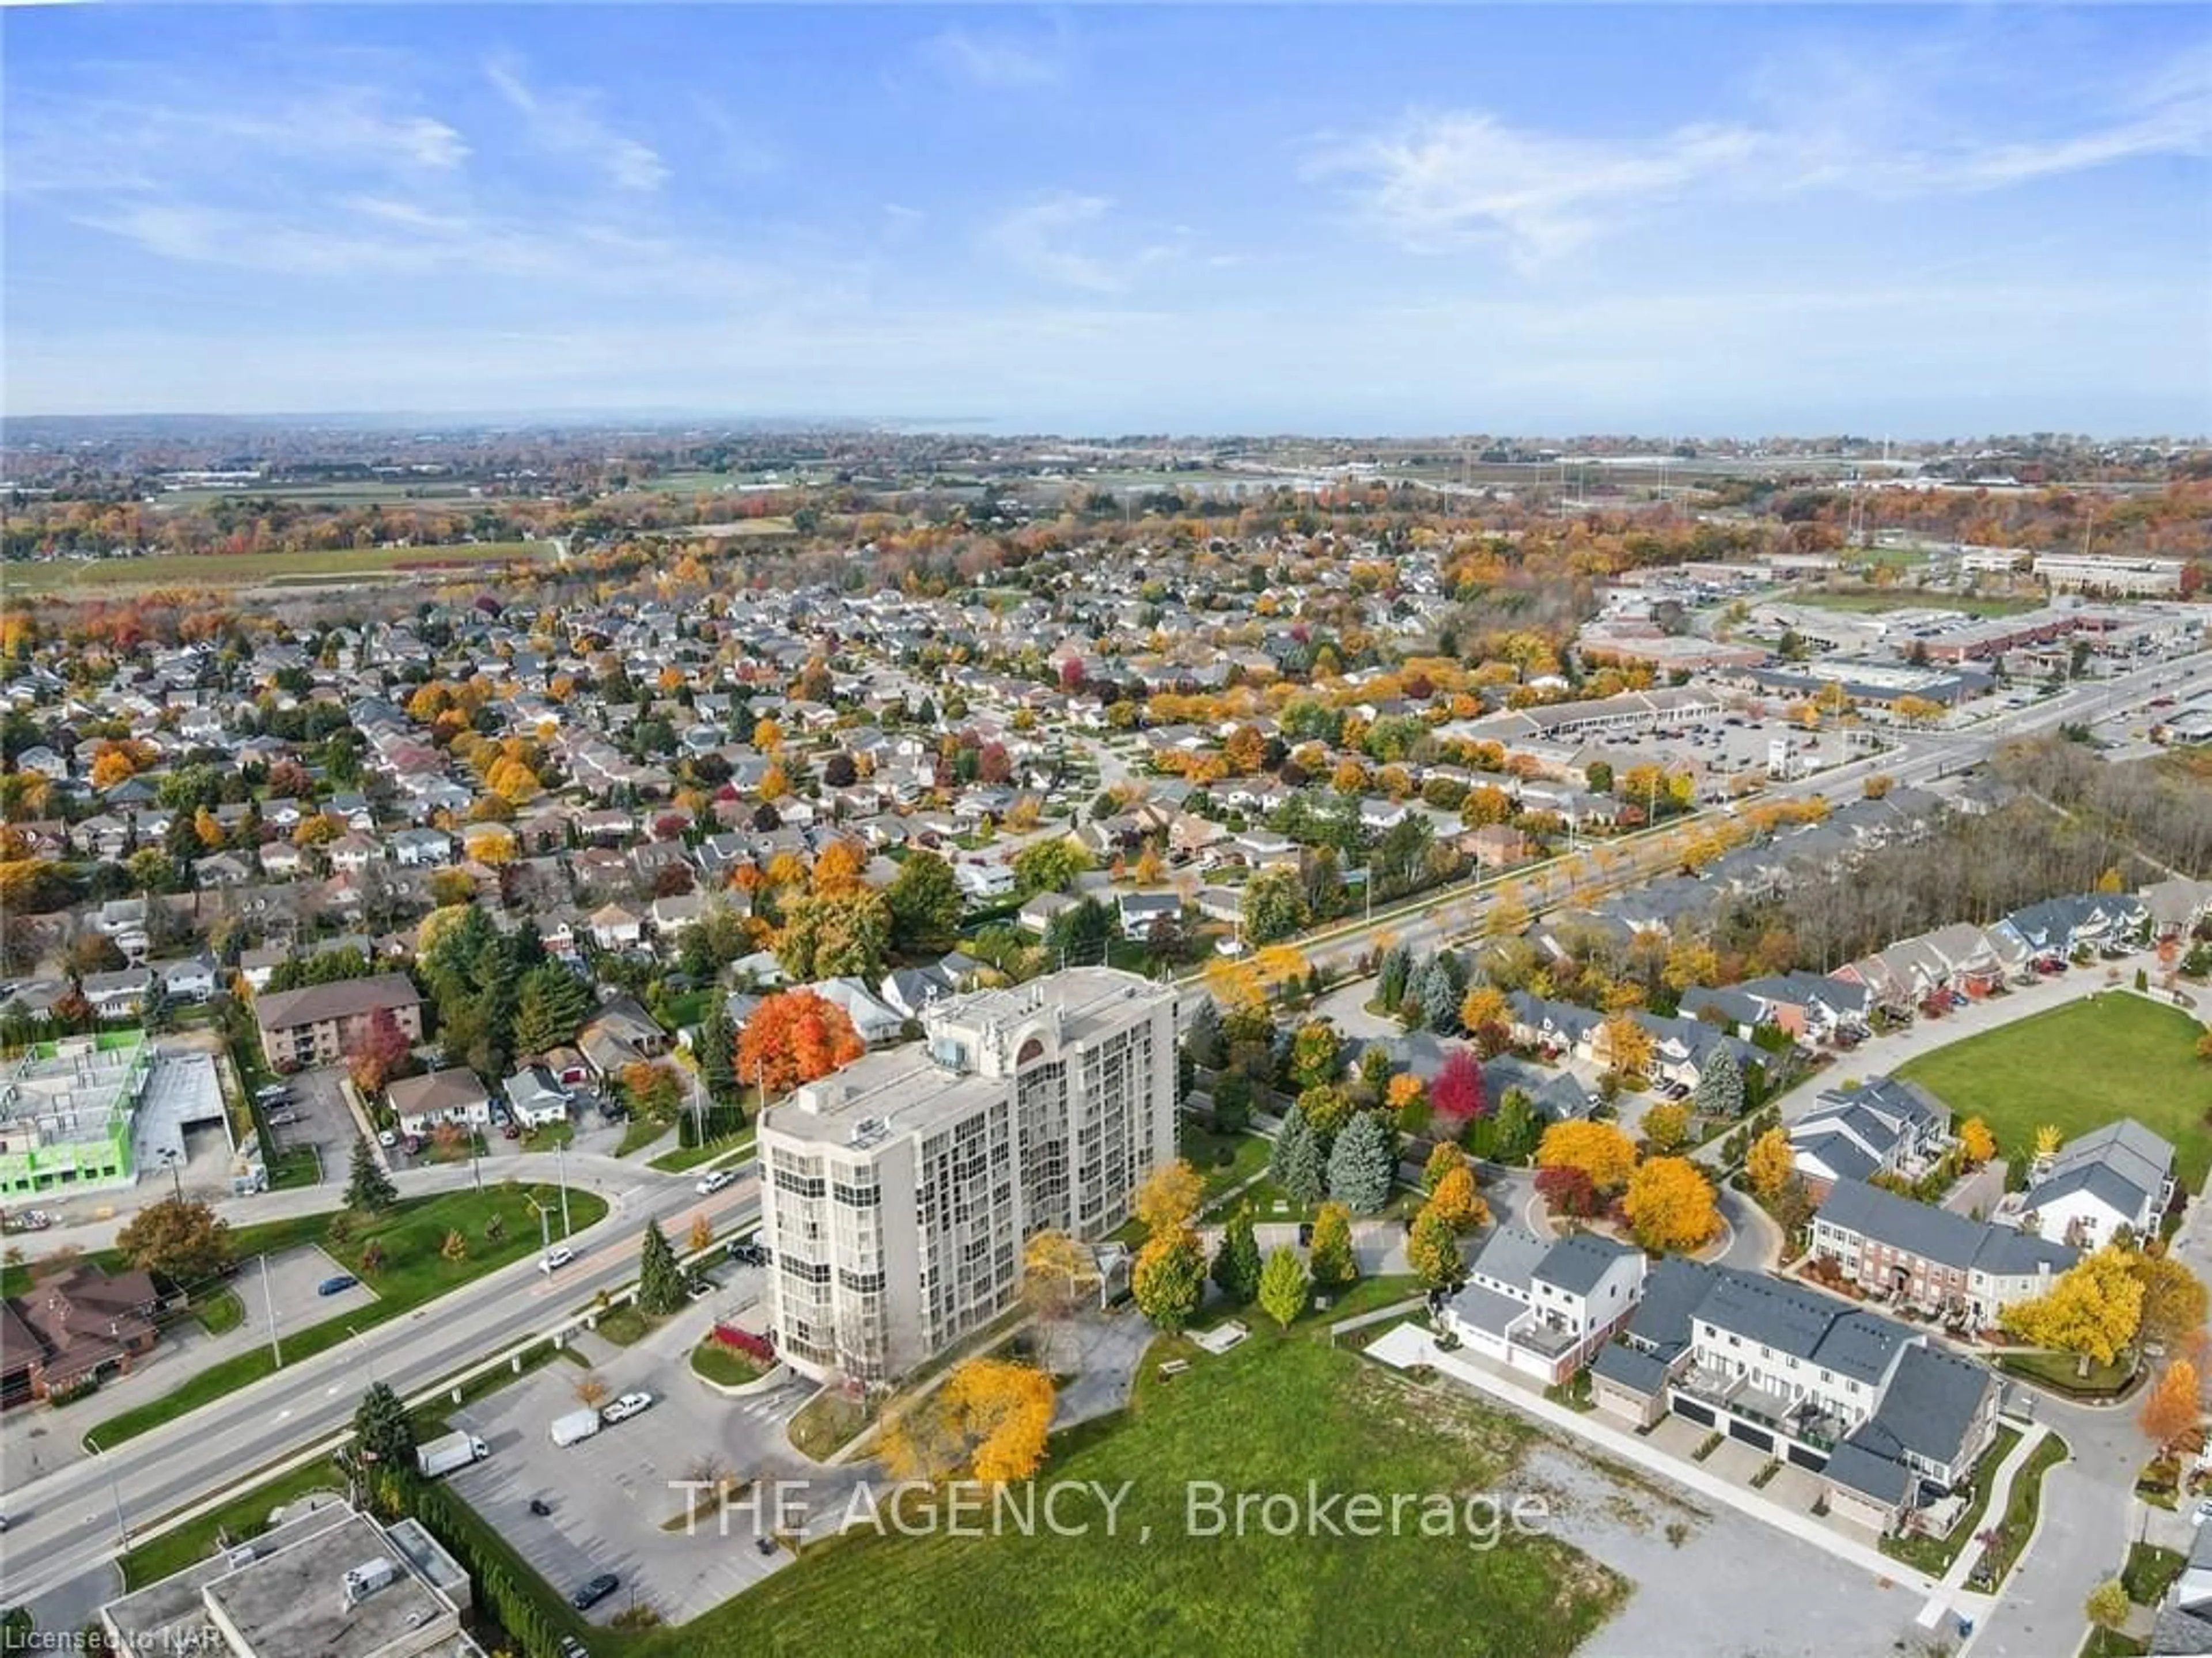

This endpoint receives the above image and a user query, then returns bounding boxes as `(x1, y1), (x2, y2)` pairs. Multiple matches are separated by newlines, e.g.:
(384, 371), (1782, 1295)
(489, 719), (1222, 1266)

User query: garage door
(1671, 1396), (1714, 1427)
(1787, 1443), (1828, 1472)
(1728, 1420), (1773, 1454)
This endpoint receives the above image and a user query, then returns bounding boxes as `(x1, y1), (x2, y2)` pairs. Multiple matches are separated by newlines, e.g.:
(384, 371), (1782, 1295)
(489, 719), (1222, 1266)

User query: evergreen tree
(1418, 956), (1463, 1033)
(1271, 1107), (1325, 1206)
(1327, 1110), (1397, 1215)
(345, 1134), (398, 1213)
(1210, 1206), (1263, 1304)
(510, 962), (589, 1058)
(636, 1220), (686, 1316)
(351, 1380), (416, 1471)
(1377, 942), (1413, 1013)
(1183, 999), (1224, 1071)
(1693, 1045), (1745, 1118)
(698, 1003), (740, 1105)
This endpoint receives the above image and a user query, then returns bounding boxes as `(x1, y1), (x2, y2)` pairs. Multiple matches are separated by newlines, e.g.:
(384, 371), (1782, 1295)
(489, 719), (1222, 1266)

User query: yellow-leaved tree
(1622, 1156), (1721, 1254)
(1131, 1160), (1205, 1238)
(1535, 1120), (1638, 1195)
(1746, 1126), (1795, 1202)
(880, 1358), (1055, 1485)
(1958, 1118), (1997, 1166)
(2000, 1246), (2145, 1369)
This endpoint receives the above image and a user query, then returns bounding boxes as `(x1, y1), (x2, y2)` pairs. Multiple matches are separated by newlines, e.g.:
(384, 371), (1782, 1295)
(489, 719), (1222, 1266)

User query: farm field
(641, 1327), (1620, 1658)
(1896, 992), (2212, 1187)
(4, 541), (552, 592)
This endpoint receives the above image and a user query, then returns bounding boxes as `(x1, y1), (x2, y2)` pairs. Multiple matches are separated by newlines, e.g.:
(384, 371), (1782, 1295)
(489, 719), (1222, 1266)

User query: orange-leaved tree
(737, 989), (866, 1094)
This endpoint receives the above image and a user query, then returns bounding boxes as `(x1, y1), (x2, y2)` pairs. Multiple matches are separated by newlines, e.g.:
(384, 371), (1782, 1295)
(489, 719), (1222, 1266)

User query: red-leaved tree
(1535, 1164), (1603, 1219)
(737, 990), (866, 1095)
(1429, 1049), (1489, 1135)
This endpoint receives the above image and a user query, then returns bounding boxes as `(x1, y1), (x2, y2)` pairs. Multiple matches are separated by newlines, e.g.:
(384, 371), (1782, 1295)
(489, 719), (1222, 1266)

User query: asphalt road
(1, 1169), (760, 1608)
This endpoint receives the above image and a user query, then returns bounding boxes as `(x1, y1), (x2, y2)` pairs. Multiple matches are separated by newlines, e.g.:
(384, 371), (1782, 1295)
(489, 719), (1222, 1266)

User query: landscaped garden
(1896, 993), (2212, 1187)
(661, 1308), (1622, 1657)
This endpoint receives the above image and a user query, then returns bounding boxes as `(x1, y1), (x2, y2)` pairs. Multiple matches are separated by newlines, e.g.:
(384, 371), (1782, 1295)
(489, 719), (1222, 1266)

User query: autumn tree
(2140, 1357), (2200, 1450)
(687, 1213), (714, 1254)
(2085, 1580), (2130, 1640)
(1422, 1141), (1467, 1195)
(1641, 1101), (1691, 1154)
(1132, 1159), (1205, 1237)
(1535, 1163), (1603, 1219)
(775, 887), (892, 982)
(1308, 1201), (1357, 1288)
(1011, 837), (1092, 896)
(1288, 1022), (1342, 1092)
(2001, 1245), (2145, 1368)
(1958, 1117), (1997, 1167)
(2133, 1254), (2209, 1353)
(1021, 1230), (1101, 1326)
(1406, 1204), (1465, 1291)
(737, 990), (866, 1093)
(1536, 1120), (1638, 1194)
(1428, 1166), (1488, 1234)
(1622, 1157), (1721, 1254)
(881, 1358), (1055, 1484)
(346, 1005), (414, 1097)
(1459, 985), (1510, 1053)
(1131, 1227), (1206, 1333)
(1746, 1126), (1794, 1202)
(1599, 1014), (1655, 1081)
(117, 1197), (234, 1284)
(1257, 1246), (1311, 1329)
(885, 849), (964, 955)
(1428, 1048), (1487, 1136)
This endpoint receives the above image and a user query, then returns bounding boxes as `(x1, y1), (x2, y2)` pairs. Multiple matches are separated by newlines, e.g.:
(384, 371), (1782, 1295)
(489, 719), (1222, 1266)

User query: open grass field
(82, 1182), (608, 1450)
(1786, 586), (2043, 617)
(5, 541), (551, 593)
(650, 1318), (1619, 1658)
(1896, 993), (2212, 1187)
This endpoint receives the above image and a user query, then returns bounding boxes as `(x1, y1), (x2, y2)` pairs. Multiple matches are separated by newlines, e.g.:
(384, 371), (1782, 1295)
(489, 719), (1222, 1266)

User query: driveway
(260, 1065), (355, 1187)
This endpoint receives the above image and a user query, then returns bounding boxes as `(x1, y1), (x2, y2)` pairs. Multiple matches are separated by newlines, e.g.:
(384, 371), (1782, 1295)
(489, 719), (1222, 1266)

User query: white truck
(416, 1431), (489, 1479)
(550, 1409), (602, 1448)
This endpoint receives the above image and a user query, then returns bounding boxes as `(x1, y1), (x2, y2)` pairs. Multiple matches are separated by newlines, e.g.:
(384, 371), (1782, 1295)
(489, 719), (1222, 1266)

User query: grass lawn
(520, 1121), (574, 1152)
(194, 1289), (245, 1336)
(1881, 1424), (2020, 1575)
(1896, 993), (2212, 1188)
(648, 1129), (756, 1175)
(118, 1458), (345, 1588)
(2082, 1633), (2150, 1658)
(1999, 1350), (2137, 1398)
(83, 1182), (607, 1450)
(1787, 587), (2043, 617)
(691, 1337), (772, 1387)
(1179, 1125), (1271, 1211)
(662, 1314), (1620, 1658)
(6, 542), (552, 593)
(2126, 1541), (2188, 1604)
(787, 1386), (874, 1462)
(615, 1116), (673, 1158)
(589, 1303), (666, 1346)
(1986, 1433), (2070, 1585)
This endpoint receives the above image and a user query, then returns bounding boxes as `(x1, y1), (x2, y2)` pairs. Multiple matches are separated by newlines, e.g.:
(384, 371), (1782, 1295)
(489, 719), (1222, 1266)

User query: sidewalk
(1941, 1422), (2051, 1595)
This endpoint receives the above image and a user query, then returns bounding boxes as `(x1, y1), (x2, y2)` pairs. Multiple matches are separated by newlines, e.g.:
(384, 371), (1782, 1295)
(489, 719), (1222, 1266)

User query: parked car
(254, 1083), (290, 1104)
(728, 1240), (767, 1267)
(696, 1168), (736, 1196)
(2193, 1498), (2212, 1530)
(529, 1497), (554, 1516)
(601, 1391), (654, 1424)
(317, 1274), (358, 1296)
(267, 1110), (301, 1126)
(539, 1247), (576, 1274)
(503, 1122), (523, 1140)
(377, 1129), (398, 1148)
(570, 1573), (620, 1610)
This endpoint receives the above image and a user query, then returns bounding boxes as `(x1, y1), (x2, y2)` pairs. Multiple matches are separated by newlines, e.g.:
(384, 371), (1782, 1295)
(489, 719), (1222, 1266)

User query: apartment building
(253, 974), (423, 1071)
(759, 967), (1177, 1383)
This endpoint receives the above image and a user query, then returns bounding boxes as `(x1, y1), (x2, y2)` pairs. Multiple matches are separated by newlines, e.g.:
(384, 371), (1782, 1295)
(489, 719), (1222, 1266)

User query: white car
(601, 1391), (654, 1424)
(538, 1247), (575, 1274)
(377, 1128), (397, 1148)
(2194, 1498), (2212, 1529)
(695, 1168), (735, 1196)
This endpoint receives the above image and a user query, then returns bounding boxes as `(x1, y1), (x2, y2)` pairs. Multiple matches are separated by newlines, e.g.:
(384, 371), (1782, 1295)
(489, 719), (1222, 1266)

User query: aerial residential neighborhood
(3, 4), (2210, 1658)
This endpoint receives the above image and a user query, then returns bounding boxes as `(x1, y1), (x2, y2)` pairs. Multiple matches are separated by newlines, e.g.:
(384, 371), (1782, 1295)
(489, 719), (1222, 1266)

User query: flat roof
(204, 1512), (454, 1658)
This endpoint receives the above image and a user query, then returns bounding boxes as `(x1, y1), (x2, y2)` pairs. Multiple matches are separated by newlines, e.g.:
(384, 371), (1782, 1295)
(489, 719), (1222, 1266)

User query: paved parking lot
(444, 1333), (853, 1626)
(260, 1241), (378, 1334)
(260, 1065), (356, 1186)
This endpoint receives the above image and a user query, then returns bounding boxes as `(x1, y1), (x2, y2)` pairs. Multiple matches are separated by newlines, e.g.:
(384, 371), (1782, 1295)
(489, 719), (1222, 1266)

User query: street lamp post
(555, 1141), (571, 1238)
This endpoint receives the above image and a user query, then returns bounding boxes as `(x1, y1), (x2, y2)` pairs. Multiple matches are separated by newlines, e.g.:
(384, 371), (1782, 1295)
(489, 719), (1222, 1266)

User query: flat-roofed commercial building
(760, 967), (1177, 1383)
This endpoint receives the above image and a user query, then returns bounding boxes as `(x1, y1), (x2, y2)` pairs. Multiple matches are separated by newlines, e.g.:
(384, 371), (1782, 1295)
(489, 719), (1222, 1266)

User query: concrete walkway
(1942, 1422), (2051, 1594)
(1365, 1323), (1975, 1626)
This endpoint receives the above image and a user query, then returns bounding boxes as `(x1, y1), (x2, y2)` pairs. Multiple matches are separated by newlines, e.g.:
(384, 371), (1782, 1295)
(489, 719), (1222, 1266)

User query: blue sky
(6, 5), (2209, 434)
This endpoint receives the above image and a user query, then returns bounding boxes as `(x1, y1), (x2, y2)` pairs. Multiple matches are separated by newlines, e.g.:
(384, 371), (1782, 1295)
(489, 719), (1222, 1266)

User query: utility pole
(554, 1141), (571, 1238)
(260, 1253), (281, 1369)
(103, 1455), (130, 1546)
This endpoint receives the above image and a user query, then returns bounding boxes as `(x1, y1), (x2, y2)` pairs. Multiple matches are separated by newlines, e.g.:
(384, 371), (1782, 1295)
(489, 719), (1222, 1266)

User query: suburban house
(953, 860), (1016, 901)
(1810, 1178), (2077, 1330)
(2152, 1519), (2212, 1654)
(1440, 1227), (1647, 1386)
(1116, 891), (1181, 938)
(588, 902), (644, 950)
(385, 1068), (493, 1137)
(1017, 890), (1077, 936)
(253, 974), (423, 1071)
(82, 968), (157, 1022)
(1787, 1078), (1952, 1199)
(2016, 1120), (2176, 1249)
(1590, 1259), (1999, 1534)
(812, 976), (908, 1046)
(501, 1065), (574, 1129)
(1, 1262), (164, 1404)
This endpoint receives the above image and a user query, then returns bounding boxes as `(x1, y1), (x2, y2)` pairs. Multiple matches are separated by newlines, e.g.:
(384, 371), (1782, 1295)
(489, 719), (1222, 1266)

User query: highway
(0, 1159), (759, 1609)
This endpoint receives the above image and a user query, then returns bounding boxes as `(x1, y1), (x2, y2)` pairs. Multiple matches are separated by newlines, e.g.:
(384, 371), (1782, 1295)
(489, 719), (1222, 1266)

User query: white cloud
(1315, 53), (2212, 267)
(921, 24), (1070, 90)
(984, 192), (1125, 291)
(486, 58), (666, 192)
